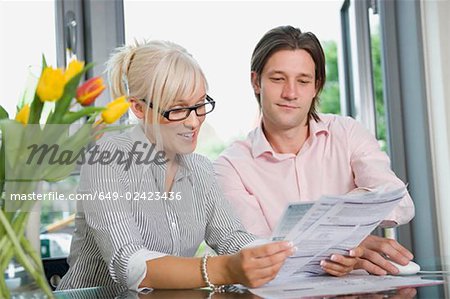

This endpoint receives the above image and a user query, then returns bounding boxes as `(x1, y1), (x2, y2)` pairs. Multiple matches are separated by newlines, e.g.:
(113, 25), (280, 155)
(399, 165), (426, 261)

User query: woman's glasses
(142, 95), (215, 121)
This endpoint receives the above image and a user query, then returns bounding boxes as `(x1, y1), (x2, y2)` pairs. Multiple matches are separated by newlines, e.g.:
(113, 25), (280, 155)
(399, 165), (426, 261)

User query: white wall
(0, 1), (57, 117)
(421, 0), (450, 275)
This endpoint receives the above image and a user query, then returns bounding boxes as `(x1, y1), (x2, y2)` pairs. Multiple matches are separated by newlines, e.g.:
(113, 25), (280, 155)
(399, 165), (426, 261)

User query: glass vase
(0, 194), (53, 298)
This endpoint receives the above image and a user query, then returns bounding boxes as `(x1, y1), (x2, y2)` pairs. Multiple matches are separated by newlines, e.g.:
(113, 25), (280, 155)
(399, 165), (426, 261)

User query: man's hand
(355, 235), (413, 275)
(320, 246), (364, 276)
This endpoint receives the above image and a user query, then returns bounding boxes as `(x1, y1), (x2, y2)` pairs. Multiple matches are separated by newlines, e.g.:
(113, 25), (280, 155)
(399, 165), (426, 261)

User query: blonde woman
(58, 40), (360, 292)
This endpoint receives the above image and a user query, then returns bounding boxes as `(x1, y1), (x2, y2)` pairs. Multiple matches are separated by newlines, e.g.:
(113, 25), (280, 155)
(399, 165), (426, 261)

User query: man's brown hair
(251, 25), (326, 122)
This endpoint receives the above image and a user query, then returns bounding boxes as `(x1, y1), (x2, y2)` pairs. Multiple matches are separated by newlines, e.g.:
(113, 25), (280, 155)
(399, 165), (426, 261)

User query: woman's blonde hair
(106, 39), (208, 127)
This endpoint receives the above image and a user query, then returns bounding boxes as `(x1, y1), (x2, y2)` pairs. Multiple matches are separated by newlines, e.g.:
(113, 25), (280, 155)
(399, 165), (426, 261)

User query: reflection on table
(52, 278), (448, 299)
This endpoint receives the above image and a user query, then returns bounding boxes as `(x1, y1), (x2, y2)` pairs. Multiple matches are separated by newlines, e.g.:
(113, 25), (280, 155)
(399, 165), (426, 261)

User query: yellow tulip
(37, 67), (65, 102)
(101, 96), (131, 124)
(64, 59), (85, 83)
(15, 104), (30, 125)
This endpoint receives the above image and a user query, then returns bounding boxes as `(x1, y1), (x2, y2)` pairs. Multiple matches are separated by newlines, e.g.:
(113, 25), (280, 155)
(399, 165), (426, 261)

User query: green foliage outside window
(370, 31), (387, 151)
(319, 35), (387, 152)
(319, 41), (341, 115)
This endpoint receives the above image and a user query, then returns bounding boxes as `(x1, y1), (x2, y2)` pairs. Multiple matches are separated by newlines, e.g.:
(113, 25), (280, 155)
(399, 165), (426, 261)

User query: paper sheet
(250, 272), (443, 298)
(271, 202), (314, 241)
(271, 187), (407, 280)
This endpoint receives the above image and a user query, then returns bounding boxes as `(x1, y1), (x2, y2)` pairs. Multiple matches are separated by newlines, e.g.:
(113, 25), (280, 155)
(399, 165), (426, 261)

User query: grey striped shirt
(58, 125), (255, 290)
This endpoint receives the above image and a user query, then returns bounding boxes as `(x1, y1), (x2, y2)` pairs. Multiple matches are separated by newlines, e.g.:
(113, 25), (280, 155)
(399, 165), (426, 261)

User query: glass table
(50, 277), (448, 299)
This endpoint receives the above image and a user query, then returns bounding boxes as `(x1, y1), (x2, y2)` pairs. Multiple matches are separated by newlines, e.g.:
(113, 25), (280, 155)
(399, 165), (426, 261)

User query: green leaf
(28, 93), (44, 124)
(40, 125), (93, 182)
(0, 120), (26, 183)
(0, 106), (9, 120)
(44, 165), (78, 182)
(62, 125), (94, 150)
(42, 54), (48, 68)
(28, 56), (49, 124)
(0, 127), (5, 197)
(94, 124), (133, 135)
(61, 107), (104, 124)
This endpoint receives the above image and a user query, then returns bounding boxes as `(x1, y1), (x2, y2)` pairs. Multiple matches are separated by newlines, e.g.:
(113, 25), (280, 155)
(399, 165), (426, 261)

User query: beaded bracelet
(201, 254), (226, 293)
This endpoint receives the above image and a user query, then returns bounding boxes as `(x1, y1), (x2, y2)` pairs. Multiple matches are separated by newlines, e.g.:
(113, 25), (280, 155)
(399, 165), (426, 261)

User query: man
(214, 25), (415, 275)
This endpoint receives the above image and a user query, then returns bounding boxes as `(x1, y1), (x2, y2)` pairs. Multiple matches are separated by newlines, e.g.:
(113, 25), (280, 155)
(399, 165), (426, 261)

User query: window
(340, 0), (392, 239)
(340, 1), (442, 277)
(368, 9), (387, 151)
(123, 1), (343, 159)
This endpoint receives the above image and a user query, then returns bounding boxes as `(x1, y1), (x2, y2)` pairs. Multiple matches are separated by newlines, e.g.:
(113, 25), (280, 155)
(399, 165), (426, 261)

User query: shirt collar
(251, 125), (277, 159)
(309, 115), (329, 137)
(251, 115), (329, 159)
(175, 154), (194, 182)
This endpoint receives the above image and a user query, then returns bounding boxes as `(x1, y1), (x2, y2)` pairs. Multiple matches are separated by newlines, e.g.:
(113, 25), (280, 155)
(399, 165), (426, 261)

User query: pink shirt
(214, 114), (414, 238)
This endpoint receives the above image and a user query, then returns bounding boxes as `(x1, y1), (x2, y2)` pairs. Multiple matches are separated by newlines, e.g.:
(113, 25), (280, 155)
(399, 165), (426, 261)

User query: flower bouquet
(0, 57), (130, 298)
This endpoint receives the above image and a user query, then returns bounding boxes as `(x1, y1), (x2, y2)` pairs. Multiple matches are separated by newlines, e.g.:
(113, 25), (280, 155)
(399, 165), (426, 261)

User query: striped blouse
(57, 125), (255, 290)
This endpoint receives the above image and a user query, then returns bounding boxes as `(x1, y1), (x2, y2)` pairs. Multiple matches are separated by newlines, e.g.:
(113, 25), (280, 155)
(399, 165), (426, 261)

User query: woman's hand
(225, 241), (295, 288)
(320, 246), (364, 276)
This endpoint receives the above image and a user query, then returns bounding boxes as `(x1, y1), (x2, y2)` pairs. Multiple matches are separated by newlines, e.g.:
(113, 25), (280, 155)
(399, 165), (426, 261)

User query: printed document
(248, 187), (444, 298)
(270, 187), (406, 281)
(250, 271), (443, 298)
